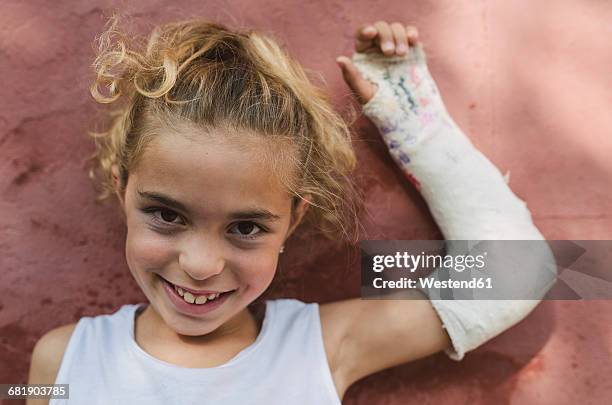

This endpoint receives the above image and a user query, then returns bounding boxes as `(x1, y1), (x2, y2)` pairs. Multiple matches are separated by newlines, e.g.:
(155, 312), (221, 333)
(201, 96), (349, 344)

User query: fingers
(354, 21), (420, 56)
(390, 22), (408, 55)
(354, 24), (377, 53)
(336, 56), (377, 104)
(406, 25), (419, 47)
(374, 21), (394, 55)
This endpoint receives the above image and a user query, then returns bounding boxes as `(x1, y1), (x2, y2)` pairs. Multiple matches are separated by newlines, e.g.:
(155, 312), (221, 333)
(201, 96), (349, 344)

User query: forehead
(129, 128), (295, 216)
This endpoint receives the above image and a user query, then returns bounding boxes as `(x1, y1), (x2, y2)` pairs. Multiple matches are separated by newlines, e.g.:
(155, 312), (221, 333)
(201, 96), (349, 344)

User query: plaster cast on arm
(351, 45), (557, 361)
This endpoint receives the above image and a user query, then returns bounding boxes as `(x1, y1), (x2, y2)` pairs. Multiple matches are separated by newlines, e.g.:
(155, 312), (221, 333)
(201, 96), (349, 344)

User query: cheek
(125, 226), (174, 274)
(235, 252), (279, 291)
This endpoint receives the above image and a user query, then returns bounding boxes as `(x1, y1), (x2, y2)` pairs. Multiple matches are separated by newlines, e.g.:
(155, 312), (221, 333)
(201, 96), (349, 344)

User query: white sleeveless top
(51, 299), (342, 404)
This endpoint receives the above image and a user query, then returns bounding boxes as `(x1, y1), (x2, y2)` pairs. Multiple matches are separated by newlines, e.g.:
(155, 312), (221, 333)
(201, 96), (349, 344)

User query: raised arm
(321, 21), (556, 397)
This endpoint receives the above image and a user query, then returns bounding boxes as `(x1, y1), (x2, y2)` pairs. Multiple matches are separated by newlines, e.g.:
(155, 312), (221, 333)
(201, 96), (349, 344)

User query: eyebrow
(136, 189), (282, 222)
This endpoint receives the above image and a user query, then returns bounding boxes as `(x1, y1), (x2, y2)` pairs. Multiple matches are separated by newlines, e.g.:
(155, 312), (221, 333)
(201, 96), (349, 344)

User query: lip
(159, 276), (234, 295)
(160, 276), (235, 317)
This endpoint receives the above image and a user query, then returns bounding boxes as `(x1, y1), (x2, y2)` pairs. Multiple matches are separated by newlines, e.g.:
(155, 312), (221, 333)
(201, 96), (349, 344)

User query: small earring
(279, 245), (285, 254)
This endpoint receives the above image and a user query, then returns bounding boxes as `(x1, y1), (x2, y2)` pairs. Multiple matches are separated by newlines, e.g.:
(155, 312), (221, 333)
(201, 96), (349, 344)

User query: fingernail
(363, 26), (376, 34)
(396, 44), (407, 54)
(382, 42), (394, 52)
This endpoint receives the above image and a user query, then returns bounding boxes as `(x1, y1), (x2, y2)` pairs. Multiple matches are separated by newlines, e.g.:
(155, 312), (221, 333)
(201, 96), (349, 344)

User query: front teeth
(183, 292), (196, 304)
(174, 285), (220, 305)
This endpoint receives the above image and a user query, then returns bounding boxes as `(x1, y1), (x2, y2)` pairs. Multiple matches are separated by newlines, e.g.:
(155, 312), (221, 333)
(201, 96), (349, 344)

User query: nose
(178, 234), (225, 281)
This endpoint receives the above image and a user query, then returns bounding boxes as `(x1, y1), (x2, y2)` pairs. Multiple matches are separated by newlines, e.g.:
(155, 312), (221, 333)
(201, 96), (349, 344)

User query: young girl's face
(115, 125), (305, 336)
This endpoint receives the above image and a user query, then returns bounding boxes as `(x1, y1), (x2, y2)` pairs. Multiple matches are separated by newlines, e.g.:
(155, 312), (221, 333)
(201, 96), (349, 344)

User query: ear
(286, 194), (311, 240)
(111, 164), (126, 211)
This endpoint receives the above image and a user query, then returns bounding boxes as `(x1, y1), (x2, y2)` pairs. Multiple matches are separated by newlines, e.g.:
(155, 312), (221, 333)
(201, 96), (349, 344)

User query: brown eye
(230, 221), (266, 239)
(160, 209), (179, 223)
(140, 206), (185, 231)
(237, 222), (255, 234)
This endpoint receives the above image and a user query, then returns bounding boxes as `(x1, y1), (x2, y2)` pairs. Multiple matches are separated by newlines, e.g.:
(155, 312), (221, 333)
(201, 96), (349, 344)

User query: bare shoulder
(26, 323), (77, 404)
(319, 294), (451, 399)
(27, 322), (77, 399)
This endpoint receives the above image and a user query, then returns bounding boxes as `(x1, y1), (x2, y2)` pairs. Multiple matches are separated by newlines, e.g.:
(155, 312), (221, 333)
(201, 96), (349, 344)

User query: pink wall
(1, 0), (611, 403)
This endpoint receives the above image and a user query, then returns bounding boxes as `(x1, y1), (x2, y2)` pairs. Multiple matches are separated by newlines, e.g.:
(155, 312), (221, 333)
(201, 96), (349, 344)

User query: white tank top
(51, 299), (342, 404)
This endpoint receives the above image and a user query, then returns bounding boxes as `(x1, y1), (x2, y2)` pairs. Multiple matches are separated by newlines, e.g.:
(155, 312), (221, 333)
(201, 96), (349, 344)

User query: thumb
(336, 56), (377, 105)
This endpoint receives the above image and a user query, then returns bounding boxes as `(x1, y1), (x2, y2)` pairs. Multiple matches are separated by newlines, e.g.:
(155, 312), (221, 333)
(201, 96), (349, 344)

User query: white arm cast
(352, 45), (557, 361)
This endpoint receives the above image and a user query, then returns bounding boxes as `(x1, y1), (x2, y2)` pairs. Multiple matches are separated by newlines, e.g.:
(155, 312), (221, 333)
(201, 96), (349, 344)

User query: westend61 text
(373, 277), (493, 289)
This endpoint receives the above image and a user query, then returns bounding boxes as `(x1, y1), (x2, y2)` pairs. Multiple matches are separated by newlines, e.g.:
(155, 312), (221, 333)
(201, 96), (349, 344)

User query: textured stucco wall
(1, 0), (611, 404)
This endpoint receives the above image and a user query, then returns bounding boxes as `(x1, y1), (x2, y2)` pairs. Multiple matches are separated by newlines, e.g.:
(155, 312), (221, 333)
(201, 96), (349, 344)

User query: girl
(27, 16), (554, 404)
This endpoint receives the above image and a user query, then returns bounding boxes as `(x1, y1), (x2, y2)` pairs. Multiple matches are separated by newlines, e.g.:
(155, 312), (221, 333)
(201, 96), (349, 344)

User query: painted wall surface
(1, 0), (611, 404)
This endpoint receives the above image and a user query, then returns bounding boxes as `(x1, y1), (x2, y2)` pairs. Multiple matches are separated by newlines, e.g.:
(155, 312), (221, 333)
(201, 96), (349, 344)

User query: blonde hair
(88, 14), (364, 245)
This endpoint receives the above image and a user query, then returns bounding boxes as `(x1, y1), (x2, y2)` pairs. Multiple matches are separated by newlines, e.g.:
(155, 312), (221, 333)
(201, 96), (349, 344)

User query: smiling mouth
(158, 275), (237, 305)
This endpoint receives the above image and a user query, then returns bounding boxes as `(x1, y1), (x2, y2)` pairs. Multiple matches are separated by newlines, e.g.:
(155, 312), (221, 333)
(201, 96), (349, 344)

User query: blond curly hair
(87, 13), (364, 245)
